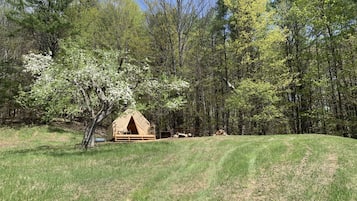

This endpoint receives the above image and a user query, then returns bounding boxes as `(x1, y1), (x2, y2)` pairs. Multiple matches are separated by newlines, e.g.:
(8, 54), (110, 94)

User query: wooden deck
(114, 134), (156, 142)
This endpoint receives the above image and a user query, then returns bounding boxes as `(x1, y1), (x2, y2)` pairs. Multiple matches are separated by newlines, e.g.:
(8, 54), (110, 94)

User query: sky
(135, 0), (147, 10)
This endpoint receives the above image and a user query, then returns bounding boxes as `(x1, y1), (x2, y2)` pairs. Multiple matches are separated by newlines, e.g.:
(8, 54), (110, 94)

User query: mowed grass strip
(0, 126), (356, 201)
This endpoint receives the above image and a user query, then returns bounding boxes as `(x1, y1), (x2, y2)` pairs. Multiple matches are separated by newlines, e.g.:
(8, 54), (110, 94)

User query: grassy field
(0, 126), (356, 201)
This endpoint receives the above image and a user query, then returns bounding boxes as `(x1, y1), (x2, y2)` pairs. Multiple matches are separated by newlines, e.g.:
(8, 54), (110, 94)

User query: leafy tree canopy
(227, 79), (284, 134)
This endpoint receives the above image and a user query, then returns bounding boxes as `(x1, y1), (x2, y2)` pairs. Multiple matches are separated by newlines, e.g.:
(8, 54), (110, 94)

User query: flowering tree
(20, 41), (189, 148)
(21, 42), (150, 148)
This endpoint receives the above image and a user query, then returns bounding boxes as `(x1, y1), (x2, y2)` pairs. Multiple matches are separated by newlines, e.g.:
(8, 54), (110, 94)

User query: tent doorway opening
(126, 116), (139, 134)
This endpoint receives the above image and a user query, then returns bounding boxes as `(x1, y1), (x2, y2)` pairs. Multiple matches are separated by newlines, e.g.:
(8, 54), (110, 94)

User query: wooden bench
(114, 134), (156, 142)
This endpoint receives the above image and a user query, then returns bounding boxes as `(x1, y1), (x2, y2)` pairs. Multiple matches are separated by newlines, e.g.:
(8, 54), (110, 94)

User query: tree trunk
(81, 104), (113, 149)
(82, 118), (98, 149)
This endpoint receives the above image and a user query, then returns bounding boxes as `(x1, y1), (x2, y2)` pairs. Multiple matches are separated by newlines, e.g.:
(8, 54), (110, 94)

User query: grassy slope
(0, 126), (356, 201)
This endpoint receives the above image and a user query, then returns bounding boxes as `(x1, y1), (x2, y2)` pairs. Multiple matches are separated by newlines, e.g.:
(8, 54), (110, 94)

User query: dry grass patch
(215, 137), (343, 201)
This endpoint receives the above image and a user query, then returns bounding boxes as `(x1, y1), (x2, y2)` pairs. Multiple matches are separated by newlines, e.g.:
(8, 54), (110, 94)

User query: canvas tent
(109, 109), (156, 142)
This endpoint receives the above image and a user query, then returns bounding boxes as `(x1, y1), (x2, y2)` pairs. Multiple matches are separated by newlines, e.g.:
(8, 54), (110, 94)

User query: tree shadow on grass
(1, 145), (71, 156)
(47, 126), (68, 134)
(1, 142), (121, 158)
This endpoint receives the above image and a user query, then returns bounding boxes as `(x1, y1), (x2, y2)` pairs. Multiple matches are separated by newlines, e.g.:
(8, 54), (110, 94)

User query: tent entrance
(127, 116), (139, 134)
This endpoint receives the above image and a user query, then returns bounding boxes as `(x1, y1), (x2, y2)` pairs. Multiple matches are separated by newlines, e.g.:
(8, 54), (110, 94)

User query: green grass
(0, 126), (356, 200)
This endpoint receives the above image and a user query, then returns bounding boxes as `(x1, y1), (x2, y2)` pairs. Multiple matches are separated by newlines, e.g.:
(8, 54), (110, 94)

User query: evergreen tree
(6, 0), (73, 55)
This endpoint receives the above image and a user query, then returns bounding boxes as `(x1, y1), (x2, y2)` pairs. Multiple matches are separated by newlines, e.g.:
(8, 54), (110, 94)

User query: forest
(0, 0), (356, 145)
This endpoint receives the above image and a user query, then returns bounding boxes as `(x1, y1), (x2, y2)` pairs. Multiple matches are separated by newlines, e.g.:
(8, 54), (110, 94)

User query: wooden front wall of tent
(111, 109), (156, 142)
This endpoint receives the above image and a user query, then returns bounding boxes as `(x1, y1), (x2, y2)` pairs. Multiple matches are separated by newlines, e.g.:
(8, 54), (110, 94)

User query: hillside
(0, 126), (356, 200)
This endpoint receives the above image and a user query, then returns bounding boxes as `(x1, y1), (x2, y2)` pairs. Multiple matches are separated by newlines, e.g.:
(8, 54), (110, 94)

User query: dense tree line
(0, 0), (356, 139)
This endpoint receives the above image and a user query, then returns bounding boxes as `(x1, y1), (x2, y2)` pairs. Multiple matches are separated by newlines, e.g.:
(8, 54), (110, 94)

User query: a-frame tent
(109, 109), (156, 142)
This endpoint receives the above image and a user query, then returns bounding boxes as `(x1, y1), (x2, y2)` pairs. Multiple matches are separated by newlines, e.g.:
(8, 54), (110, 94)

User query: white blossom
(23, 52), (53, 76)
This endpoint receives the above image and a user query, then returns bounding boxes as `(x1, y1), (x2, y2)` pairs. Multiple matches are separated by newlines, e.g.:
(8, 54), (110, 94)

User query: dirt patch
(320, 153), (338, 185)
(294, 147), (312, 177)
(0, 142), (19, 148)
